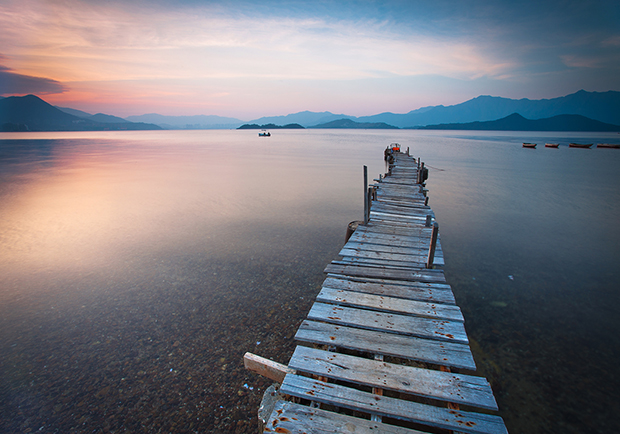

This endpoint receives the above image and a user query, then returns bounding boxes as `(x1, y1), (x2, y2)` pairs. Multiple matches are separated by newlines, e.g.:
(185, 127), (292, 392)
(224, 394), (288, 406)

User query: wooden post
(366, 188), (373, 222)
(363, 165), (368, 225)
(425, 215), (432, 227)
(425, 196), (429, 206)
(345, 220), (361, 243)
(426, 221), (439, 269)
(406, 147), (410, 156)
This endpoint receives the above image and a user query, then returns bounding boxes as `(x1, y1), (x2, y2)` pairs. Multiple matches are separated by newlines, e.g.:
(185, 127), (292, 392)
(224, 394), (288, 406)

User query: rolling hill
(0, 95), (161, 131)
(416, 113), (620, 132)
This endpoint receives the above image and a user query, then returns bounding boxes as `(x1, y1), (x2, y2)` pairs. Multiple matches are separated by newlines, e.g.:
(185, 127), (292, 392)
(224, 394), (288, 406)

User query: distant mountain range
(416, 113), (620, 131)
(1, 90), (619, 132)
(308, 118), (399, 129)
(0, 95), (161, 131)
(251, 90), (619, 128)
(125, 113), (244, 129)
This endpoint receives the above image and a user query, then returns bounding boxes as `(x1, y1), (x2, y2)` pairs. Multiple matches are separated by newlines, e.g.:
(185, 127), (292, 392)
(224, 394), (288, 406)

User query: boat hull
(597, 143), (620, 149)
(545, 143), (559, 148)
(522, 143), (536, 148)
(569, 143), (592, 148)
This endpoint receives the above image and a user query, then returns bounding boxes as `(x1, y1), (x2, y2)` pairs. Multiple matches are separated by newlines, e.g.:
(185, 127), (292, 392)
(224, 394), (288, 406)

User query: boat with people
(597, 143), (620, 149)
(522, 143), (537, 148)
(545, 143), (559, 148)
(569, 143), (592, 148)
(384, 143), (401, 162)
(258, 130), (271, 137)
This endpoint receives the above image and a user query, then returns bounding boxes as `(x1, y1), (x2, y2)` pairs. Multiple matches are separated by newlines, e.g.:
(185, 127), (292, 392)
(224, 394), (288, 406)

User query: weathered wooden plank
(355, 223), (433, 235)
(280, 374), (507, 434)
(289, 346), (497, 410)
(370, 211), (427, 222)
(324, 263), (447, 284)
(375, 197), (431, 209)
(337, 256), (445, 269)
(307, 302), (467, 343)
(348, 231), (433, 248)
(339, 247), (441, 265)
(295, 320), (476, 370)
(264, 400), (430, 434)
(316, 287), (464, 322)
(341, 241), (444, 258)
(322, 276), (455, 304)
(243, 352), (295, 383)
(336, 257), (429, 270)
(372, 203), (433, 214)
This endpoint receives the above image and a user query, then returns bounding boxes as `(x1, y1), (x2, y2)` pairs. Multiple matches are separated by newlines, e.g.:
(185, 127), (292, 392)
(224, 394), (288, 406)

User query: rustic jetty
(245, 147), (508, 434)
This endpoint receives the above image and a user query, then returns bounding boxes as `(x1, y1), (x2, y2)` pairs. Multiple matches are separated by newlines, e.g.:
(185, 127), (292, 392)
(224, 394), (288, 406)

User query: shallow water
(1, 130), (619, 433)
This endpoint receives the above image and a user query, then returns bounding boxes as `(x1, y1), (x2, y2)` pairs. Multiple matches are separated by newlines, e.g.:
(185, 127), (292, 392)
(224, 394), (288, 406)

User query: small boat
(258, 130), (271, 137)
(522, 143), (537, 148)
(384, 143), (401, 162)
(569, 143), (592, 148)
(545, 143), (559, 148)
(597, 143), (620, 149)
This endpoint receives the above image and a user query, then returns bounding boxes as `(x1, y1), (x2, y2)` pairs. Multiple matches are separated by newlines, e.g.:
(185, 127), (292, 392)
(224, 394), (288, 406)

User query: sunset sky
(1, 0), (619, 119)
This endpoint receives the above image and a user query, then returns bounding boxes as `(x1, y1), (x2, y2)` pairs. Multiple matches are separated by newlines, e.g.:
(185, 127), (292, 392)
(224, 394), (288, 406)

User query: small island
(237, 123), (305, 129)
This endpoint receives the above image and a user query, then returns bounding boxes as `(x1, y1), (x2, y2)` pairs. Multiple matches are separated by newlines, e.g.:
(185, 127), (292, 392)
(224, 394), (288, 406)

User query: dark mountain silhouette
(309, 118), (398, 129)
(237, 123), (304, 129)
(0, 95), (161, 131)
(357, 90), (620, 128)
(416, 113), (620, 132)
(56, 106), (94, 118)
(88, 113), (130, 123)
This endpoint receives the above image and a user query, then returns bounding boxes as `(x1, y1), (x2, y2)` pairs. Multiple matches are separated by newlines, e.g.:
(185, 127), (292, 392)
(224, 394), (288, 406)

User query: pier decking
(246, 150), (507, 433)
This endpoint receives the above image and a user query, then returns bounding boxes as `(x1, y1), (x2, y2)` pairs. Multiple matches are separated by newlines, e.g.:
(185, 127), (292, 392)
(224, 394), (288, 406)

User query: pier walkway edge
(244, 148), (508, 434)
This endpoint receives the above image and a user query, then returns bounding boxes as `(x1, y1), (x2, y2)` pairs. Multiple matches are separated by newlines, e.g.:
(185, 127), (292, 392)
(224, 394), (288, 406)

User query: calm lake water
(1, 130), (619, 433)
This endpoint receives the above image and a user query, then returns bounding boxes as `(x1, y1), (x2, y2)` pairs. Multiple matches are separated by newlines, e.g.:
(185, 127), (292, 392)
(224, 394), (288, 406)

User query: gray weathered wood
(295, 320), (476, 370)
(289, 346), (497, 410)
(316, 287), (463, 322)
(264, 400), (430, 434)
(322, 275), (455, 304)
(243, 352), (295, 383)
(280, 374), (508, 434)
(307, 302), (467, 342)
(324, 263), (447, 284)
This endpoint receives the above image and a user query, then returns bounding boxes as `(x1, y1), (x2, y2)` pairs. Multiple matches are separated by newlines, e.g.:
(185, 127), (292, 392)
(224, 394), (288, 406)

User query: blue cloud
(0, 65), (68, 96)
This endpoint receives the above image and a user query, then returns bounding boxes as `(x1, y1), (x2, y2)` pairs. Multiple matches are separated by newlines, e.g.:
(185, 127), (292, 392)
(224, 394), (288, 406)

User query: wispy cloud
(1, 0), (618, 116)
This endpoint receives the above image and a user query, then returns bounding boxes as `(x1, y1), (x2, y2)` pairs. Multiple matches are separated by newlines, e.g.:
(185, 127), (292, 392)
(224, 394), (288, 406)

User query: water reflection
(1, 130), (619, 433)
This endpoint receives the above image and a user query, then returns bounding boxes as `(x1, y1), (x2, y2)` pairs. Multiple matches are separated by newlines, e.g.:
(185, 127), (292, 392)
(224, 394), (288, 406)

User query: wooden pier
(245, 149), (508, 434)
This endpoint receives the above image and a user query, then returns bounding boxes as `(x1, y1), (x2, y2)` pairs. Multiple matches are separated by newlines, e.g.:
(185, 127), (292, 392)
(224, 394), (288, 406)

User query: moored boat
(523, 142), (537, 148)
(569, 143), (592, 148)
(597, 143), (620, 149)
(384, 143), (401, 162)
(545, 143), (559, 148)
(258, 130), (271, 137)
